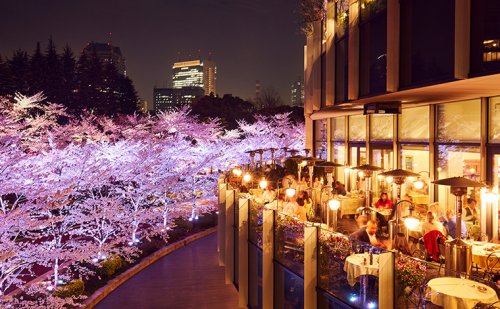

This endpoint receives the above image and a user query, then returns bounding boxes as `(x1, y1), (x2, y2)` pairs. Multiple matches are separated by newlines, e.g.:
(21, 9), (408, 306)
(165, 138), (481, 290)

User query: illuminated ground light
(367, 302), (377, 309)
(348, 294), (358, 303)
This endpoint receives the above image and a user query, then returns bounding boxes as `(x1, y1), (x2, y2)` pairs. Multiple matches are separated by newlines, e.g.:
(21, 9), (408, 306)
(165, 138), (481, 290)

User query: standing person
(464, 198), (479, 224)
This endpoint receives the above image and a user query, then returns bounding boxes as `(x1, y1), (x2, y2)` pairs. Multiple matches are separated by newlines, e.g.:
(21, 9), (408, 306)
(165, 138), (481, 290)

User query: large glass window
(314, 119), (328, 160)
(334, 0), (349, 103)
(331, 116), (346, 141)
(400, 145), (430, 203)
(370, 114), (393, 141)
(359, 0), (387, 96)
(437, 100), (481, 143)
(489, 97), (500, 143)
(437, 145), (481, 211)
(348, 115), (366, 141)
(399, 106), (429, 141)
(400, 0), (455, 88)
(349, 145), (367, 191)
(470, 0), (500, 76)
(333, 142), (347, 183)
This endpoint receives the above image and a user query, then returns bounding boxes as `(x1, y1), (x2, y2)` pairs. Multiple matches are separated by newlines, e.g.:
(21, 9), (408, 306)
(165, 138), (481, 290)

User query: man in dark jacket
(350, 220), (386, 249)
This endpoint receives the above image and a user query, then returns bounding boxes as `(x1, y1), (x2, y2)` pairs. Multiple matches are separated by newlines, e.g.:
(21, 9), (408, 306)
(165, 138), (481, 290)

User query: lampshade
(404, 216), (420, 231)
(285, 188), (296, 198)
(413, 180), (425, 190)
(259, 179), (268, 189)
(232, 168), (242, 177)
(328, 199), (341, 211)
(243, 173), (252, 182)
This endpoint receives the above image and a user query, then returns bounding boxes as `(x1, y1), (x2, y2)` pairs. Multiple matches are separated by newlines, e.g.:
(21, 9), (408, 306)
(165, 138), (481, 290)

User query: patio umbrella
(352, 165), (384, 209)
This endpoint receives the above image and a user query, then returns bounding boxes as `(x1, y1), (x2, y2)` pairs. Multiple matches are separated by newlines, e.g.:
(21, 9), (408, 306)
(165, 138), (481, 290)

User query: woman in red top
(375, 192), (392, 210)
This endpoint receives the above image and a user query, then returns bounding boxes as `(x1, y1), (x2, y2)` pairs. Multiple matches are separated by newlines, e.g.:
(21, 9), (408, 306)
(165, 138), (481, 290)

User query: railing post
(238, 198), (249, 308)
(262, 209), (275, 309)
(304, 225), (318, 309)
(225, 189), (235, 285)
(218, 179), (227, 266)
(379, 251), (395, 309)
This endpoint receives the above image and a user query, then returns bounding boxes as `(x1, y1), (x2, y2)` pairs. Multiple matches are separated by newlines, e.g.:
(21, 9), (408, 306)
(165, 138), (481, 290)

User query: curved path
(95, 233), (238, 309)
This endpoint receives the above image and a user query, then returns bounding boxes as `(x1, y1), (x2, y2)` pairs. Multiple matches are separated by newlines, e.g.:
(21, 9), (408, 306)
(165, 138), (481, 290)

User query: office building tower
(83, 42), (127, 75)
(153, 87), (204, 112)
(172, 59), (216, 96)
(291, 78), (304, 106)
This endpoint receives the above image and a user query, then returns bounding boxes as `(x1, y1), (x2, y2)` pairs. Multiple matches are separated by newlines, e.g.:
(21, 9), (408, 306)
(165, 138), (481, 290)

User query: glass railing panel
(318, 227), (383, 308)
(249, 199), (264, 249)
(274, 212), (305, 277)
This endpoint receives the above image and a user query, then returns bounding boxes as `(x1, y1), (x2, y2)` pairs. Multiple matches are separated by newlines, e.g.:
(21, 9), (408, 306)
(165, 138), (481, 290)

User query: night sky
(0, 0), (305, 106)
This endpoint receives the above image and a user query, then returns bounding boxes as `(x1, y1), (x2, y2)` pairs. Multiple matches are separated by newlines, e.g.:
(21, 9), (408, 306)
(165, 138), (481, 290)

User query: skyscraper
(153, 87), (204, 112)
(83, 42), (127, 75)
(290, 77), (304, 106)
(172, 59), (216, 96)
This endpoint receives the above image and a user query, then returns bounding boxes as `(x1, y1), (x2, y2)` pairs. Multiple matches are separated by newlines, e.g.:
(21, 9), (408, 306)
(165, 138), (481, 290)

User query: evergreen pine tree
(44, 37), (62, 103)
(0, 55), (10, 96)
(117, 75), (139, 115)
(8, 50), (30, 95)
(29, 42), (45, 95)
(60, 45), (77, 111)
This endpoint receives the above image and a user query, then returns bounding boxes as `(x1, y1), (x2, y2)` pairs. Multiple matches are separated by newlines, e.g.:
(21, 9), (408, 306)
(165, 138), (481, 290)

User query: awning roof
(310, 73), (500, 120)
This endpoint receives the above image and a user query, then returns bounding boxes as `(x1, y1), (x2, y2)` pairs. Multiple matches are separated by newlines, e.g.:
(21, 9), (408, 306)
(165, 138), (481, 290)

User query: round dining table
(426, 277), (499, 309)
(471, 242), (500, 270)
(343, 253), (379, 287)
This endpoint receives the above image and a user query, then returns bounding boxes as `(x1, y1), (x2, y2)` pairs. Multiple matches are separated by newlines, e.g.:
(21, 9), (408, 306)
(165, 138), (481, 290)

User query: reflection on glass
(332, 117), (346, 141)
(370, 114), (393, 141)
(489, 97), (500, 142)
(399, 106), (429, 141)
(400, 145), (430, 202)
(437, 100), (481, 142)
(350, 146), (367, 191)
(315, 119), (328, 160)
(349, 115), (366, 141)
(372, 148), (393, 198)
(437, 145), (481, 210)
(334, 142), (347, 183)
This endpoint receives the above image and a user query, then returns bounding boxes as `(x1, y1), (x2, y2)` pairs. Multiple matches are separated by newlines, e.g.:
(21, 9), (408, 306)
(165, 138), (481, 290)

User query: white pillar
(378, 252), (395, 309)
(304, 225), (318, 309)
(262, 209), (275, 309)
(225, 189), (235, 284)
(218, 181), (227, 266)
(238, 198), (249, 308)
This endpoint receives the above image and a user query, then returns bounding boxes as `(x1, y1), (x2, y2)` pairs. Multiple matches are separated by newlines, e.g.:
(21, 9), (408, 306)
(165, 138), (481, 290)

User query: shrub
(54, 279), (85, 298)
(99, 256), (123, 278)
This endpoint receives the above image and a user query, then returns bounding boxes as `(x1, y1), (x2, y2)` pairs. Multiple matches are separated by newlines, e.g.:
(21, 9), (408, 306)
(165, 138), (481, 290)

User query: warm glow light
(414, 180), (425, 190)
(243, 173), (252, 182)
(328, 199), (341, 211)
(470, 168), (476, 174)
(358, 171), (365, 178)
(285, 188), (296, 198)
(386, 176), (393, 184)
(344, 168), (350, 174)
(407, 177), (416, 183)
(377, 175), (384, 181)
(437, 167), (442, 172)
(300, 160), (307, 167)
(404, 216), (420, 231)
(259, 179), (268, 189)
(232, 168), (242, 177)
(485, 191), (498, 203)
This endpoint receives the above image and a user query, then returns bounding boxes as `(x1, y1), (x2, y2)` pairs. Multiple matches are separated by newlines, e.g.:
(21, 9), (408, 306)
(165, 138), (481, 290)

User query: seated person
(262, 186), (276, 203)
(442, 209), (467, 239)
(356, 214), (368, 228)
(422, 211), (445, 236)
(375, 192), (392, 210)
(295, 198), (308, 221)
(283, 197), (298, 215)
(464, 198), (479, 224)
(334, 181), (347, 196)
(350, 220), (386, 249)
(298, 190), (314, 220)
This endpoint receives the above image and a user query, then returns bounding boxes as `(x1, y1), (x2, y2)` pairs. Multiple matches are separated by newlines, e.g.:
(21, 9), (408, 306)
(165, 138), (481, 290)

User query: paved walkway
(95, 233), (238, 309)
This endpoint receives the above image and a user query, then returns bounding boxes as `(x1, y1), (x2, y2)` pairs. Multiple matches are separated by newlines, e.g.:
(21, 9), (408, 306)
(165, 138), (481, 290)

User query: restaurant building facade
(304, 0), (500, 209)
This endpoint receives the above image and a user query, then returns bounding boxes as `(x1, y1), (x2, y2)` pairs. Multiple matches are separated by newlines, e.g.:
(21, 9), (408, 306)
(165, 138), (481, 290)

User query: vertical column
(378, 251), (395, 309)
(304, 225), (318, 309)
(366, 115), (371, 164)
(238, 198), (249, 308)
(386, 0), (400, 92)
(218, 181), (227, 266)
(348, 0), (359, 101)
(225, 189), (235, 285)
(325, 1), (336, 107)
(327, 119), (332, 161)
(262, 209), (275, 309)
(312, 20), (323, 111)
(480, 98), (488, 183)
(393, 114), (399, 169)
(454, 0), (471, 79)
(429, 105), (436, 201)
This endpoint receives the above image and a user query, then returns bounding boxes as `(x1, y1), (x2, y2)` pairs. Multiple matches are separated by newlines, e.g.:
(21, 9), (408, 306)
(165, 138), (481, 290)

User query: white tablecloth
(471, 242), (500, 270)
(427, 277), (499, 309)
(343, 253), (379, 286)
(339, 197), (365, 217)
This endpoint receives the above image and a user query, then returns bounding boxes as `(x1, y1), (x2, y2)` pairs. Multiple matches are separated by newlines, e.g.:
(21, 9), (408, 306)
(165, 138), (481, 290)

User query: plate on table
(477, 286), (488, 293)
